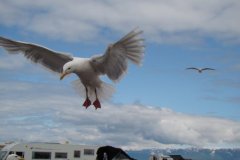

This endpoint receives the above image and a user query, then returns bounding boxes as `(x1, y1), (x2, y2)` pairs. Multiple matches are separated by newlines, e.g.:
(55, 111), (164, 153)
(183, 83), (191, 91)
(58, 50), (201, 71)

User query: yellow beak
(60, 72), (68, 80)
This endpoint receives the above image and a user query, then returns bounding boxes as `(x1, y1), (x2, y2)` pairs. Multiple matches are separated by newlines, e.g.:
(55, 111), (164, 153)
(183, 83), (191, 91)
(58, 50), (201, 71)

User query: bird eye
(67, 67), (71, 70)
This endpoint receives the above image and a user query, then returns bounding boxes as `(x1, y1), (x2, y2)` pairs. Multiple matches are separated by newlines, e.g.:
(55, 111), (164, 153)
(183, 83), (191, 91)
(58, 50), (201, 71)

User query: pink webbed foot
(83, 97), (91, 109)
(93, 99), (101, 109)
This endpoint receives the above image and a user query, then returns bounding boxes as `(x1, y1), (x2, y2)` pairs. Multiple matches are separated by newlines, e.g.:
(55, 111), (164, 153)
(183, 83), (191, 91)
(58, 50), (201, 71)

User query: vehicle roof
(1, 142), (99, 151)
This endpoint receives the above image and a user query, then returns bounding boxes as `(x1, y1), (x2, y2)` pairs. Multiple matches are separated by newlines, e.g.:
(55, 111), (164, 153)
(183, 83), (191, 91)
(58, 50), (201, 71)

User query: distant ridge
(127, 148), (240, 160)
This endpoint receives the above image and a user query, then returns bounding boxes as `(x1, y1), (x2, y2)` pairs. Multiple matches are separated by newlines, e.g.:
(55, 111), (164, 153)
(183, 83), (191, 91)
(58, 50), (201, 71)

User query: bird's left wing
(0, 36), (73, 73)
(90, 29), (144, 81)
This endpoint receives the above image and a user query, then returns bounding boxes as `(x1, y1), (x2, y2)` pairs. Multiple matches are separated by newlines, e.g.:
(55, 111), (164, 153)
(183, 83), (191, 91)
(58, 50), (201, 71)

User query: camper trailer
(0, 142), (98, 160)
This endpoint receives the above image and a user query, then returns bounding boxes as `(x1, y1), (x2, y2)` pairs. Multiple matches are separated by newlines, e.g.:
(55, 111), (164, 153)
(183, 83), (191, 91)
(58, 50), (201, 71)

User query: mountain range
(127, 148), (240, 160)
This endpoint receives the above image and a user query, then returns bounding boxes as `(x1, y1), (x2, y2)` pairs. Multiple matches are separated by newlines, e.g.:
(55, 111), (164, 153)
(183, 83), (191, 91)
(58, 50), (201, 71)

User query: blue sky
(0, 0), (240, 150)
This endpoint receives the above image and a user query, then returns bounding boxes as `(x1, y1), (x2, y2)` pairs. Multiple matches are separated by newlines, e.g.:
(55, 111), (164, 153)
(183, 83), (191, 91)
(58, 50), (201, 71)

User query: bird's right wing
(0, 36), (73, 73)
(202, 68), (215, 71)
(90, 29), (144, 81)
(186, 67), (199, 70)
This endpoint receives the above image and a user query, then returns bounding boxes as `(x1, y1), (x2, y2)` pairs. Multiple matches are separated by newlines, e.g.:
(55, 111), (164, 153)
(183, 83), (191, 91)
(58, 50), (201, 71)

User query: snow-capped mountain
(127, 148), (240, 160)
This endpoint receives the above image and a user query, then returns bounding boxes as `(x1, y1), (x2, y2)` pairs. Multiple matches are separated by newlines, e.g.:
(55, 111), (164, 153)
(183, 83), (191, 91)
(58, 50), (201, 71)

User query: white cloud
(0, 53), (26, 70)
(0, 0), (240, 44)
(0, 81), (240, 150)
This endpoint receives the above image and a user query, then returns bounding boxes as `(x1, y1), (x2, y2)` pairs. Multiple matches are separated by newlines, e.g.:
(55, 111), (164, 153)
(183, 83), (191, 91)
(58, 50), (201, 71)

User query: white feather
(72, 79), (115, 102)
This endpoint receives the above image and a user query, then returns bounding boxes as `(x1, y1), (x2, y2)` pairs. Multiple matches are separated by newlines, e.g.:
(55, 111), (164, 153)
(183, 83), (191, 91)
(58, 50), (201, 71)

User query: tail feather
(72, 80), (115, 102)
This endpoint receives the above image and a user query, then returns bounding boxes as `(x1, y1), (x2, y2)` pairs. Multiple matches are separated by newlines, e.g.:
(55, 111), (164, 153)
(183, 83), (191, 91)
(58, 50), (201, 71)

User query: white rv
(0, 142), (99, 160)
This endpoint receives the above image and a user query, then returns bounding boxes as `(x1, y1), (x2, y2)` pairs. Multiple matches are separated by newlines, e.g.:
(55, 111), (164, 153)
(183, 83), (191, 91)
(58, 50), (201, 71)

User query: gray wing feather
(202, 68), (215, 71)
(0, 36), (73, 73)
(186, 67), (199, 70)
(90, 29), (144, 81)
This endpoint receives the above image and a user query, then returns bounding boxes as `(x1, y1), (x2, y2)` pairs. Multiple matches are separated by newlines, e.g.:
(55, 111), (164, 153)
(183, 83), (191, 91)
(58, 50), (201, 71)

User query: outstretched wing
(186, 67), (199, 71)
(202, 68), (215, 71)
(90, 28), (144, 81)
(0, 36), (73, 73)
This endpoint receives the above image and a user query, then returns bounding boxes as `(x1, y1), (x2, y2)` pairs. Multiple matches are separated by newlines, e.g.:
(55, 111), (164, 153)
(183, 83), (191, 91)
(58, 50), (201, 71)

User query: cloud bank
(0, 80), (240, 150)
(0, 0), (240, 44)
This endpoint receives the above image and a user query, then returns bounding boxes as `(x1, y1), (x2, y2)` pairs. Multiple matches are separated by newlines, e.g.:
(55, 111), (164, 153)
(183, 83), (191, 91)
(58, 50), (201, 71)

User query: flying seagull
(0, 29), (144, 109)
(186, 67), (215, 73)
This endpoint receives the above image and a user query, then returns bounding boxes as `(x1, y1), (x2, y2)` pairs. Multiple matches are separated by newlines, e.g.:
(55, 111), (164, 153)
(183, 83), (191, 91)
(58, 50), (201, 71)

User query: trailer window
(16, 152), (24, 158)
(9, 151), (14, 155)
(32, 152), (51, 159)
(84, 149), (94, 156)
(55, 152), (67, 158)
(74, 150), (81, 158)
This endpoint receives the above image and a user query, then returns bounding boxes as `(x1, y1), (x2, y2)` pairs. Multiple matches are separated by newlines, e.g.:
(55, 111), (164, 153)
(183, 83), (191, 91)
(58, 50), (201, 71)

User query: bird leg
(83, 86), (91, 108)
(93, 88), (101, 109)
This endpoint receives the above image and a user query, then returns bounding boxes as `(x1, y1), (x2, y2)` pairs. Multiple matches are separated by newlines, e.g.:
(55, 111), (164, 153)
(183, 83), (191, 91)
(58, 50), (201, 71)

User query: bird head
(60, 61), (75, 80)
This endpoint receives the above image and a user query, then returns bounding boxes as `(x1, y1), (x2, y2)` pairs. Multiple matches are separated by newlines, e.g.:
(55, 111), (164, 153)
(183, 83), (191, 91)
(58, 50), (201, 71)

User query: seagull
(186, 67), (215, 73)
(0, 29), (144, 109)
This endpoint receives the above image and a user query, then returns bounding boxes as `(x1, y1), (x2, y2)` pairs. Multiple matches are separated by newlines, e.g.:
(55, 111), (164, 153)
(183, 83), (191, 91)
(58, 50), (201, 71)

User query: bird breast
(74, 58), (101, 87)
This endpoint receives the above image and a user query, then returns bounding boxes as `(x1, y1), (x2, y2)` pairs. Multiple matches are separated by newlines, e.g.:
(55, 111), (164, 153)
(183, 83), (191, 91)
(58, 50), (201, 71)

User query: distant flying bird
(186, 67), (215, 73)
(0, 29), (144, 109)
